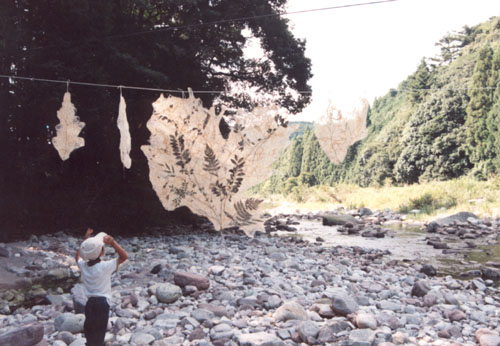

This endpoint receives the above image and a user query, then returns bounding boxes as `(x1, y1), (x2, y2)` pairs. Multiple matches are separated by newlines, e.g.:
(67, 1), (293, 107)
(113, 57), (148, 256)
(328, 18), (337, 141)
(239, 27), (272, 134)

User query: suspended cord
(101, 0), (400, 40)
(1, 74), (499, 96)
(0, 74), (313, 95)
(2, 0), (399, 54)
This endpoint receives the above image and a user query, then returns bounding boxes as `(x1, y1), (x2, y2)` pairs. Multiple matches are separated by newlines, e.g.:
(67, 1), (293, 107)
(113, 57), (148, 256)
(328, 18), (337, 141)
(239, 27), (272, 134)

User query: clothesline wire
(2, 0), (399, 54)
(1, 74), (499, 96)
(0, 74), (234, 95)
(101, 0), (400, 40)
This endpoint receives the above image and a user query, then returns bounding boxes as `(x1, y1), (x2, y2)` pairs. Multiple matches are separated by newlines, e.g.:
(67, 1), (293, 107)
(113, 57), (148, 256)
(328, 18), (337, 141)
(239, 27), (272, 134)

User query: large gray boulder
(131, 332), (155, 346)
(475, 328), (500, 346)
(0, 323), (44, 346)
(433, 212), (478, 226)
(155, 283), (182, 304)
(349, 329), (376, 346)
(54, 313), (85, 334)
(297, 320), (319, 342)
(325, 289), (359, 316)
(273, 301), (308, 321)
(411, 280), (431, 297)
(174, 271), (210, 290)
(322, 214), (360, 226)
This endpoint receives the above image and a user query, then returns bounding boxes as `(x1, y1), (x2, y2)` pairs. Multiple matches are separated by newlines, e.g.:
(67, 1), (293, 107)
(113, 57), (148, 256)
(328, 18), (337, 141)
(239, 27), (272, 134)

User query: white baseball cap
(79, 232), (107, 261)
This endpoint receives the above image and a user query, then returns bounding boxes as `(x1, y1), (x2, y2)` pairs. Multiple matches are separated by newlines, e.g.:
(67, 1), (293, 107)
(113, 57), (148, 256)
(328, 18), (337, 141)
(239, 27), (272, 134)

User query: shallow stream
(276, 219), (500, 282)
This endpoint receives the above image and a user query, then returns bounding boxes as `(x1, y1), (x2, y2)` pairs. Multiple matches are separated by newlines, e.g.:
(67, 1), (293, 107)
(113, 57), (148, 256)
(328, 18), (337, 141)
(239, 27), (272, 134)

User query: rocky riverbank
(1, 211), (500, 346)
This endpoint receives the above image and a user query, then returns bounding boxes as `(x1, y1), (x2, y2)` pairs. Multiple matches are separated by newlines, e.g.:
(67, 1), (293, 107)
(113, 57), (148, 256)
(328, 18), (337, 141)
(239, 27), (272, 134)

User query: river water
(275, 219), (500, 281)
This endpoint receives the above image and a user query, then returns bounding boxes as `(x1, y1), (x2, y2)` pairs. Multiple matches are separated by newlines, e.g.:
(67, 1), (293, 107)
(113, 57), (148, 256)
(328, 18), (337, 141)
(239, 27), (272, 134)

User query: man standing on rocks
(75, 228), (128, 346)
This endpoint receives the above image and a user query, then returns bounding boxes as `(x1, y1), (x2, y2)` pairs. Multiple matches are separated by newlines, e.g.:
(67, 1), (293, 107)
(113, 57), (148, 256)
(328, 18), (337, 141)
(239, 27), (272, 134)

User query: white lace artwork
(141, 90), (294, 236)
(314, 98), (369, 164)
(52, 92), (85, 161)
(117, 94), (132, 169)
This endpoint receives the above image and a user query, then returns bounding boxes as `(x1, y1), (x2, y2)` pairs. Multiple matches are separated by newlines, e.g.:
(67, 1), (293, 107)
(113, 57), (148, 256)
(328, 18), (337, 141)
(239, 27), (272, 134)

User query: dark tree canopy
(0, 0), (312, 240)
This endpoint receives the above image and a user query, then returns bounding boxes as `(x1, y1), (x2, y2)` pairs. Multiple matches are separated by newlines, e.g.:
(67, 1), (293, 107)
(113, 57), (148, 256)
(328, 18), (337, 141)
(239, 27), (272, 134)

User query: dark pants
(84, 297), (109, 346)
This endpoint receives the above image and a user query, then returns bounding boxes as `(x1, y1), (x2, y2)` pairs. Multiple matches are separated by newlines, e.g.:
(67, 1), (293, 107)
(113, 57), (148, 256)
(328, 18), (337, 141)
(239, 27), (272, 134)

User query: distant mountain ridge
(259, 15), (500, 194)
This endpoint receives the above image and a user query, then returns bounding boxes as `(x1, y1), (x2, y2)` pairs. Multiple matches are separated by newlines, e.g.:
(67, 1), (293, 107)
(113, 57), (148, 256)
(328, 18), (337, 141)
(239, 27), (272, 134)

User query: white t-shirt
(77, 258), (118, 303)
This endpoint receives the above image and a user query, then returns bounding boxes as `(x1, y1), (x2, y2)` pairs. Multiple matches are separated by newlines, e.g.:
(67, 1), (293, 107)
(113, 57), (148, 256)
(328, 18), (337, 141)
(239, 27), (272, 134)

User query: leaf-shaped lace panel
(52, 92), (85, 161)
(314, 98), (369, 164)
(117, 94), (132, 169)
(141, 90), (294, 236)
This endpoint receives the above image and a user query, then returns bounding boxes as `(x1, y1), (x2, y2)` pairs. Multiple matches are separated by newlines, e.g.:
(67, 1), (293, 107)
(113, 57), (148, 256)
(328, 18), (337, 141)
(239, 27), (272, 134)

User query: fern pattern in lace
(141, 90), (293, 236)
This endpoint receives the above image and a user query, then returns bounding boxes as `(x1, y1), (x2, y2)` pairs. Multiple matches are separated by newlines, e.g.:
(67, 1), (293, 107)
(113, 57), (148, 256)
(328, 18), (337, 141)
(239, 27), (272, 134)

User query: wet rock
(0, 323), (44, 346)
(482, 267), (500, 281)
(358, 208), (373, 216)
(426, 221), (439, 232)
(420, 264), (437, 277)
(322, 214), (360, 226)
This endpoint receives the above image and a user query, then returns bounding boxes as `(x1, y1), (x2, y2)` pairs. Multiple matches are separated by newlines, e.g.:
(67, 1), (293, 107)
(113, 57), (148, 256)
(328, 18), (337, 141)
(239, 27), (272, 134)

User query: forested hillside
(259, 15), (500, 195)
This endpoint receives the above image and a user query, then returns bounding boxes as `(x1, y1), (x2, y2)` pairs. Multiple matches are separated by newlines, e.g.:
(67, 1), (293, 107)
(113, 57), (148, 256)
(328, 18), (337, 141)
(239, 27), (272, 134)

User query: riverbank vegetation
(253, 15), (500, 219)
(255, 177), (500, 220)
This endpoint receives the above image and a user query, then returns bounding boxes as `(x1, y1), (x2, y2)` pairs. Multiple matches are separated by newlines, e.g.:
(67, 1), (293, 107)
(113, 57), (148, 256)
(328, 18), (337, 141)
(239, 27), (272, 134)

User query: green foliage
(398, 192), (457, 215)
(408, 59), (432, 104)
(395, 86), (471, 183)
(464, 45), (498, 178)
(252, 16), (500, 193)
(0, 0), (313, 236)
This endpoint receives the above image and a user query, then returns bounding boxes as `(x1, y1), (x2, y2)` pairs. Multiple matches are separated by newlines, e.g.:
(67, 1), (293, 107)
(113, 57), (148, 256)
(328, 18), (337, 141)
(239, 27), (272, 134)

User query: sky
(282, 0), (500, 121)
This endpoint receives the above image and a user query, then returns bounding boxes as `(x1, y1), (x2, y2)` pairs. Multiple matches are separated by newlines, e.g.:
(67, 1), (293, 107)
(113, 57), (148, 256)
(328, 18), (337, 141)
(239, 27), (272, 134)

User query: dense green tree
(464, 45), (497, 178)
(395, 86), (471, 183)
(486, 47), (500, 172)
(0, 0), (312, 239)
(255, 16), (500, 194)
(408, 59), (432, 104)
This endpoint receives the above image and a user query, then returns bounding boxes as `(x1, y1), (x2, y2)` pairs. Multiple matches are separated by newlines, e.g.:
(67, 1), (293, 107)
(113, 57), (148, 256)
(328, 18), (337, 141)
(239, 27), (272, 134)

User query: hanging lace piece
(314, 98), (369, 164)
(141, 90), (294, 236)
(52, 92), (85, 161)
(117, 93), (132, 168)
